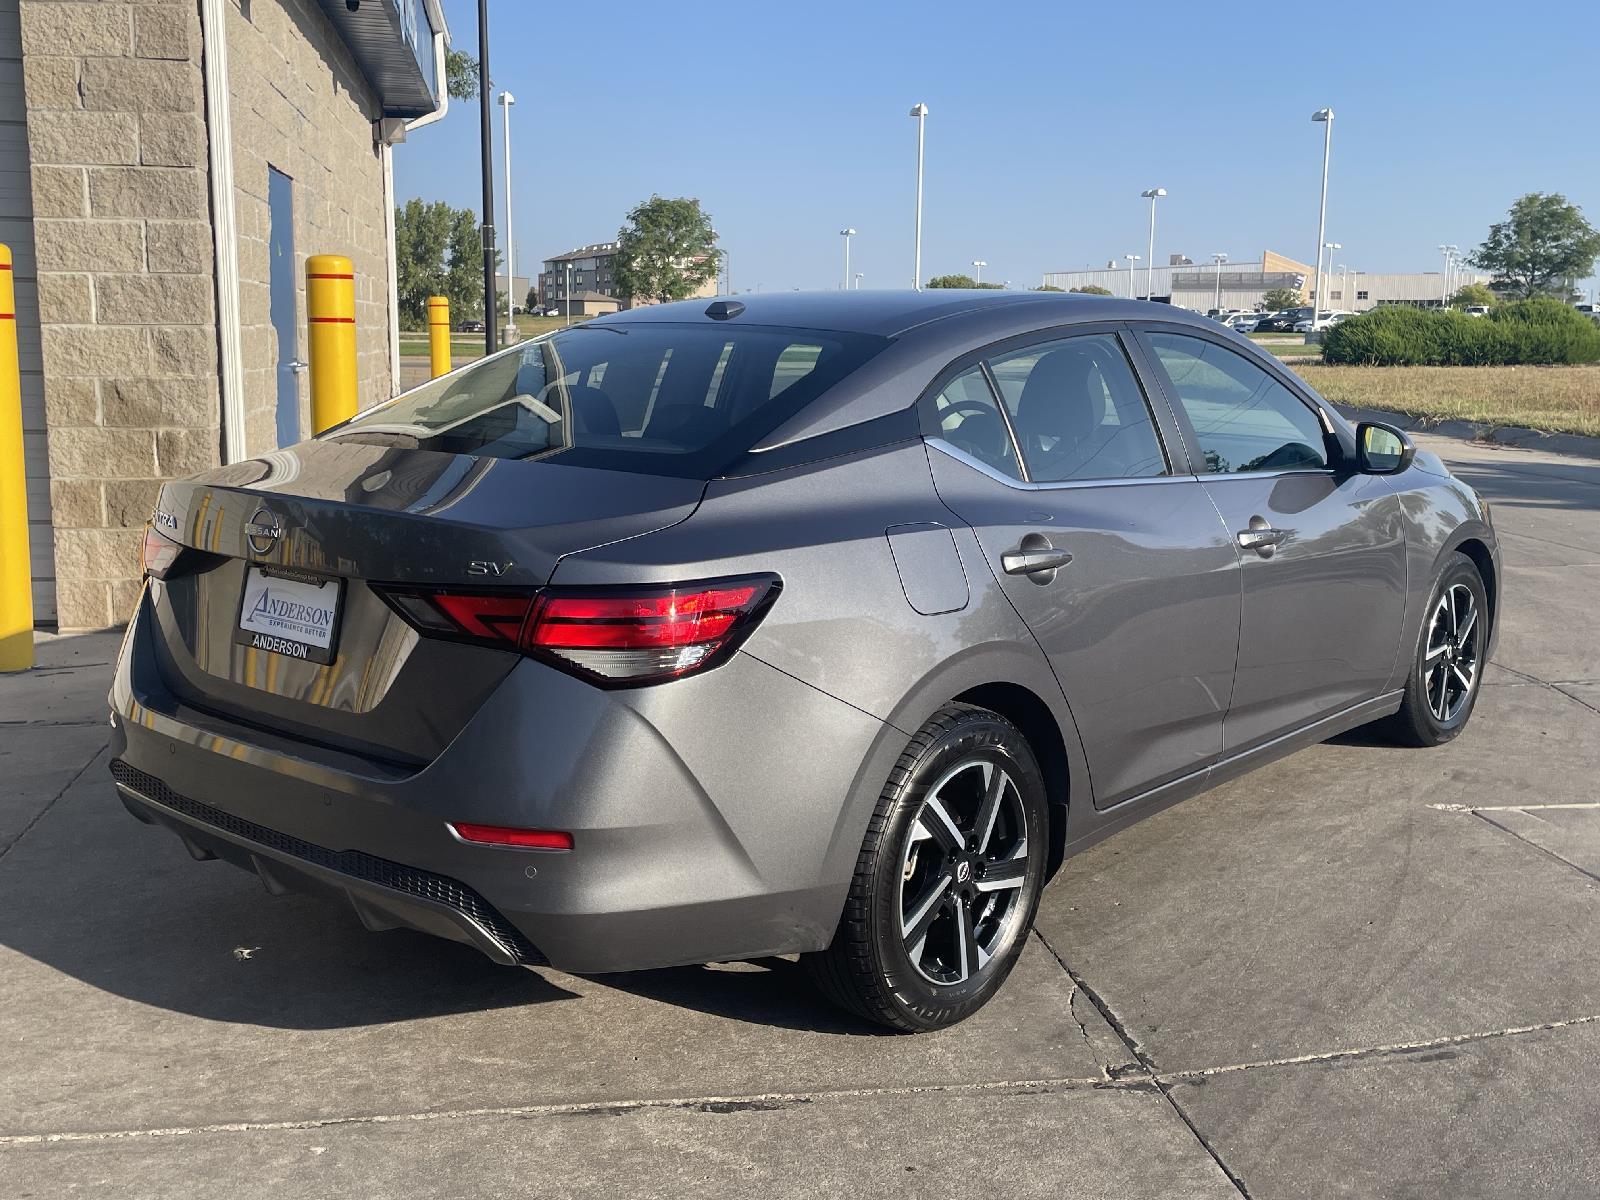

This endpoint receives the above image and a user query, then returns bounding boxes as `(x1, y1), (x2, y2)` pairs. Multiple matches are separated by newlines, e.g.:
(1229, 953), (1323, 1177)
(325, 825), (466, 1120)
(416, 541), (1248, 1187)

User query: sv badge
(467, 560), (515, 577)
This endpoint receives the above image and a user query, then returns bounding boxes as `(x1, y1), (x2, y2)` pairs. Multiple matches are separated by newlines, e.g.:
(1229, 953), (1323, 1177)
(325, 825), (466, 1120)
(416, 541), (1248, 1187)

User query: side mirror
(1356, 421), (1415, 475)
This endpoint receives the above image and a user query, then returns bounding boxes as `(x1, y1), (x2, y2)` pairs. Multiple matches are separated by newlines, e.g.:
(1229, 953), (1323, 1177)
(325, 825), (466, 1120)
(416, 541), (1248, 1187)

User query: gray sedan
(112, 291), (1499, 1031)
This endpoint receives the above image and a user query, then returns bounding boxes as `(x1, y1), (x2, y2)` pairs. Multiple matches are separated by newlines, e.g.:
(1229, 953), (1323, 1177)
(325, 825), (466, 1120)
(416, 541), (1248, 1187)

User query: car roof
(596, 289), (1223, 340)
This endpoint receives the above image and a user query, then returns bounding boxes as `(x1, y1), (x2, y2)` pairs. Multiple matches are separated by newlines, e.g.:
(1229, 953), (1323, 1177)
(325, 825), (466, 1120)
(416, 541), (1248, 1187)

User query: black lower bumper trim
(109, 760), (546, 967)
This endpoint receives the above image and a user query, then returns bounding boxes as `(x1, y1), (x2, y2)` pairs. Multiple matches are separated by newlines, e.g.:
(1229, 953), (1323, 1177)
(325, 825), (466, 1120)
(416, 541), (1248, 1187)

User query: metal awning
(315, 0), (445, 119)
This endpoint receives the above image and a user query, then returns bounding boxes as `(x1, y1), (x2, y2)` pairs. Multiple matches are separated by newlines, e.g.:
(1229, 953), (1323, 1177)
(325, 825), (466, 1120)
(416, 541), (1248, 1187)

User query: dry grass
(1288, 364), (1600, 438)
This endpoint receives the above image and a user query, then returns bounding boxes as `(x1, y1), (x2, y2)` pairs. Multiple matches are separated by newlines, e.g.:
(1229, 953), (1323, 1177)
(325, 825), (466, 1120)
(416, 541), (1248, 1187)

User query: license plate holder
(234, 565), (343, 665)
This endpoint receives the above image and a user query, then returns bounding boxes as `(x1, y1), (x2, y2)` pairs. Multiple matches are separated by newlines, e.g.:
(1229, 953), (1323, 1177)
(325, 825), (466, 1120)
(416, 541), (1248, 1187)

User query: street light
(910, 103), (928, 289)
(1310, 108), (1334, 327)
(497, 90), (516, 343)
(1124, 254), (1140, 297)
(1438, 243), (1460, 306)
(854, 272), (863, 290)
(840, 228), (856, 290)
(1140, 187), (1166, 301)
(564, 262), (572, 326)
(972, 260), (987, 285)
(1212, 252), (1227, 314)
(1323, 241), (1341, 308)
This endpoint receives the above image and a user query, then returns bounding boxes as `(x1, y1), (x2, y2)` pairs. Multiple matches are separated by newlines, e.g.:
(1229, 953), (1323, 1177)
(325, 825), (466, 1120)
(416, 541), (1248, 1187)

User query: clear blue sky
(395, 0), (1600, 296)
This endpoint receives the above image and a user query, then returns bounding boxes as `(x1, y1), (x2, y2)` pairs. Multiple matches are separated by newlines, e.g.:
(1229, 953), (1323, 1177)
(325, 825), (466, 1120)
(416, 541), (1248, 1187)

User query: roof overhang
(315, 0), (448, 119)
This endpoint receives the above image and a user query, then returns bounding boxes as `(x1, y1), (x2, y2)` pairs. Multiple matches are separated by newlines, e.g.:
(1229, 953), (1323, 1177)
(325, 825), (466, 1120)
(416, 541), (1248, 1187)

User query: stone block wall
(226, 0), (390, 454)
(19, 0), (394, 630)
(19, 0), (219, 630)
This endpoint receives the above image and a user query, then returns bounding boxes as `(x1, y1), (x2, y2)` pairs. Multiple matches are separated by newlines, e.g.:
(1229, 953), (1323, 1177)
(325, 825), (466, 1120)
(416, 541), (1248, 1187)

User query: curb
(1333, 404), (1600, 463)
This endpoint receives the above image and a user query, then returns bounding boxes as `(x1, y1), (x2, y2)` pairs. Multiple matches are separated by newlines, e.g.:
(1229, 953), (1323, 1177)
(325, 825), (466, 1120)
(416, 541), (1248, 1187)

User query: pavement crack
(0, 1075), (1123, 1148)
(1473, 811), (1600, 885)
(1167, 1012), (1600, 1081)
(1032, 929), (1254, 1198)
(0, 742), (106, 864)
(1490, 662), (1600, 718)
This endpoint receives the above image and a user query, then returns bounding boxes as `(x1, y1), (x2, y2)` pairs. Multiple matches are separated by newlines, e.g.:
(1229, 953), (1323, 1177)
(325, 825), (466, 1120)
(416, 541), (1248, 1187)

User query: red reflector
(449, 822), (573, 851)
(141, 525), (181, 579)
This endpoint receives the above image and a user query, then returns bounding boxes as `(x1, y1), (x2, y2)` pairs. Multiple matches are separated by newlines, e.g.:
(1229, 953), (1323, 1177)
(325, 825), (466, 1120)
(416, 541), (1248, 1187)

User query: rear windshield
(331, 322), (890, 478)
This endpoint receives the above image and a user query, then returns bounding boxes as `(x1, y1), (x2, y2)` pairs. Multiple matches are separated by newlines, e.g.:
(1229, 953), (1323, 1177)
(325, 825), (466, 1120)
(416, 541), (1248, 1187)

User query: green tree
(445, 50), (481, 100)
(1449, 282), (1497, 308)
(446, 206), (490, 321)
(394, 198), (452, 330)
(612, 196), (721, 305)
(926, 274), (978, 288)
(1262, 287), (1303, 311)
(1470, 193), (1600, 299)
(1068, 284), (1113, 296)
(1032, 284), (1065, 292)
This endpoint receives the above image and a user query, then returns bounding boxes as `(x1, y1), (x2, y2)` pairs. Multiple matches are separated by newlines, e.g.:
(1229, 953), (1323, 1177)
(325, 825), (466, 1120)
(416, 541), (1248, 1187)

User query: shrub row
(1321, 299), (1600, 366)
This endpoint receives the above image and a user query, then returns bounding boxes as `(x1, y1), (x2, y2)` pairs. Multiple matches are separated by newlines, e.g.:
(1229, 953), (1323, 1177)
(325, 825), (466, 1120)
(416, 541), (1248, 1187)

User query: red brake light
(374, 575), (779, 686)
(449, 822), (573, 851)
(140, 525), (182, 579)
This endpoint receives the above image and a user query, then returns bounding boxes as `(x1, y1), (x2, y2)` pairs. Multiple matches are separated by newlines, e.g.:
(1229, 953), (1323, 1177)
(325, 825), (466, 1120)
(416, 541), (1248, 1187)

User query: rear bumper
(110, 587), (897, 974)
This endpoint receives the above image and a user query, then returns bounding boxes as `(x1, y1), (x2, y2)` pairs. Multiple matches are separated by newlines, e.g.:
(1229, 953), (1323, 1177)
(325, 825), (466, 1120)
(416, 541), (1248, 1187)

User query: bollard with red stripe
(0, 243), (32, 670)
(305, 254), (357, 433)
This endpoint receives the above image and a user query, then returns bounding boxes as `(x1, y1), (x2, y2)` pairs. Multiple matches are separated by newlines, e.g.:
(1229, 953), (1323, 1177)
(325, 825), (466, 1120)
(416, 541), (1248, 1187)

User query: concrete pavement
(2, 434), (1597, 1198)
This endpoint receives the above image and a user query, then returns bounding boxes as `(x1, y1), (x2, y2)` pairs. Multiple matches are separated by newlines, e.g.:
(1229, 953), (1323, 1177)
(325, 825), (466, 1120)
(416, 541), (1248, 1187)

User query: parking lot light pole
(1140, 188), (1166, 300)
(498, 91), (516, 343)
(564, 262), (571, 326)
(1310, 108), (1334, 327)
(854, 272), (863, 290)
(910, 103), (928, 289)
(1323, 242), (1341, 308)
(972, 260), (986, 285)
(1124, 254), (1140, 297)
(840, 229), (855, 290)
(1212, 252), (1227, 313)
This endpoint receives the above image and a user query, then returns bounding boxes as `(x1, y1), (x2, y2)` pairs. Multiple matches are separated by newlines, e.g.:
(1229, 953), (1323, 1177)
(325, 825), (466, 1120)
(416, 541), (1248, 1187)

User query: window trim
(1127, 323), (1351, 479)
(916, 324), (1180, 490)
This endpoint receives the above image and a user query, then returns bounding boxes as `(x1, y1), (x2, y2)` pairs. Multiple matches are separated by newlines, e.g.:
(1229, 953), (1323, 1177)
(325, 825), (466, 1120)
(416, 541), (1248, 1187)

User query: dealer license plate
(234, 566), (342, 664)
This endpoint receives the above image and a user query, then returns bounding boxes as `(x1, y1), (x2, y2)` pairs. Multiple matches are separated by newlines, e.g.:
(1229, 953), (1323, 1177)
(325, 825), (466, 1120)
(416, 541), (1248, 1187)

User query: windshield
(333, 321), (890, 478)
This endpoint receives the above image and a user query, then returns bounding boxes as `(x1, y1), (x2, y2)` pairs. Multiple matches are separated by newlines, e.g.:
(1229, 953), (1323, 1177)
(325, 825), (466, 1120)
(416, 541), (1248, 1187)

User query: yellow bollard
(306, 254), (357, 433)
(427, 295), (451, 378)
(0, 244), (33, 671)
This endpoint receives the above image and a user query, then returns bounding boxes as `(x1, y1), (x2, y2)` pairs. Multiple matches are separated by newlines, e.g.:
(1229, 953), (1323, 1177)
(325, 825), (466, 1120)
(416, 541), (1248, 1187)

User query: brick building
(1, 0), (446, 630)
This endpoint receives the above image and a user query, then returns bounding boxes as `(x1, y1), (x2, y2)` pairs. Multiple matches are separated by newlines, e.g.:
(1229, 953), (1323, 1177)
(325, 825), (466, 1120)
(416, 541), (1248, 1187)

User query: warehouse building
(2, 0), (446, 631)
(1042, 252), (1490, 313)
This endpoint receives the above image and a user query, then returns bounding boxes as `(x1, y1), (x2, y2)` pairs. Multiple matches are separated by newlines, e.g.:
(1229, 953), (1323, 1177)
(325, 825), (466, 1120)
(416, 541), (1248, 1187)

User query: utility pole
(477, 0), (498, 357)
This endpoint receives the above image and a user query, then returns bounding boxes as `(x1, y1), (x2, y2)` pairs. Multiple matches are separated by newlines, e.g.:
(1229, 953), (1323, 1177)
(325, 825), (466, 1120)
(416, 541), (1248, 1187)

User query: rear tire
(1379, 552), (1488, 747)
(804, 703), (1049, 1033)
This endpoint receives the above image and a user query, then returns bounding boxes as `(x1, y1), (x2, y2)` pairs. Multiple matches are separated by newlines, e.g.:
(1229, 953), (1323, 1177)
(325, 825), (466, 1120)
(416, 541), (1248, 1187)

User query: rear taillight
(375, 575), (780, 687)
(140, 525), (182, 579)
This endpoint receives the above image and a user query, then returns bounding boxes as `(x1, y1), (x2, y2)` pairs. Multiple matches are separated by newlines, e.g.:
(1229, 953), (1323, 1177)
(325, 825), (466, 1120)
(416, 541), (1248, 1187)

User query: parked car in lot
(457, 319), (486, 333)
(114, 291), (1500, 1031)
(1225, 312), (1266, 333)
(1292, 310), (1350, 332)
(1251, 310), (1303, 333)
(1461, 306), (1493, 318)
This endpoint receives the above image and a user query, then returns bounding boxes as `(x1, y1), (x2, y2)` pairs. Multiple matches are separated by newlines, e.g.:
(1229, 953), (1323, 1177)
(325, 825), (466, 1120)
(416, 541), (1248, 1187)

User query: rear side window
(1144, 332), (1329, 474)
(333, 323), (889, 479)
(986, 334), (1168, 483)
(933, 366), (1021, 480)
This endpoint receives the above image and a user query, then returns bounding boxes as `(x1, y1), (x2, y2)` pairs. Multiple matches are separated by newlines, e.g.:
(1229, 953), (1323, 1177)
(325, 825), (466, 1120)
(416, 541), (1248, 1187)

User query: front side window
(1145, 331), (1329, 475)
(332, 323), (888, 478)
(986, 333), (1167, 483)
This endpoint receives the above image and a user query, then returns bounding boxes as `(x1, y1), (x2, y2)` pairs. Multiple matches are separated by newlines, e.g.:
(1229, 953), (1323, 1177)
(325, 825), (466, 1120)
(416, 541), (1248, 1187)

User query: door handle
(1003, 534), (1073, 584)
(1236, 516), (1288, 558)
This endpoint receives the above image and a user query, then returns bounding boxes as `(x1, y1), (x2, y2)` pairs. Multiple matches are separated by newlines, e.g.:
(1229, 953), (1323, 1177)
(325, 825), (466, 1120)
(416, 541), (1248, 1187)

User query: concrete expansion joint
(1491, 662), (1600, 719)
(0, 743), (106, 864)
(1029, 930), (1255, 1198)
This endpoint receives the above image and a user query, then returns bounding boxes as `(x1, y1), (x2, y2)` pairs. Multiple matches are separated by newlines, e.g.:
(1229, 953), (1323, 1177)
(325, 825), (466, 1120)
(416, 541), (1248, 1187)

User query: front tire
(1380, 552), (1488, 746)
(805, 703), (1049, 1032)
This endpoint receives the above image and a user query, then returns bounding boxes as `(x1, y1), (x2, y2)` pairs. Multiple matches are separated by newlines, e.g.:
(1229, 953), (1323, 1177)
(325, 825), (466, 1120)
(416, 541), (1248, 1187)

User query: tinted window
(933, 366), (1020, 480)
(333, 323), (889, 479)
(1146, 332), (1329, 475)
(987, 334), (1167, 482)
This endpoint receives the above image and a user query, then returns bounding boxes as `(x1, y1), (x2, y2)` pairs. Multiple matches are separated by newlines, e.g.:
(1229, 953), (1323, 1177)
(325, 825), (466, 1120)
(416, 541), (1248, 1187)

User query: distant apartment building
(538, 242), (622, 308)
(537, 240), (718, 310)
